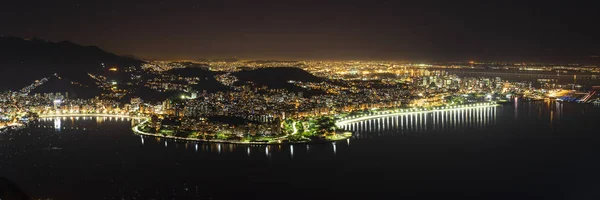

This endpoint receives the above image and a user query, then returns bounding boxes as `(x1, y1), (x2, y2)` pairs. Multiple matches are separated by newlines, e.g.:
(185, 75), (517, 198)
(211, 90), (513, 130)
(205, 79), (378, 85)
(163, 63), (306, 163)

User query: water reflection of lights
(54, 118), (61, 131)
(32, 111), (503, 157)
(332, 142), (337, 155)
(340, 106), (498, 137)
(118, 136), (358, 157)
(265, 146), (269, 157)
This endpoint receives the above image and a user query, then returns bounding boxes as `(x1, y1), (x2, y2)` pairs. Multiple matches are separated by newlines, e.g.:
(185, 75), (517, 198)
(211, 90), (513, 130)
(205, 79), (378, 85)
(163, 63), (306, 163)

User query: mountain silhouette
(0, 36), (144, 91)
(232, 67), (325, 96)
(167, 67), (229, 93)
(232, 67), (322, 88)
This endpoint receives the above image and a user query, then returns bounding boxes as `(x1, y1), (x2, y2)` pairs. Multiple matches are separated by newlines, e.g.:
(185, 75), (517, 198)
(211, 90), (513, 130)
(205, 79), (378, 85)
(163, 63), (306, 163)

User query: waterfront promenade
(336, 102), (499, 126)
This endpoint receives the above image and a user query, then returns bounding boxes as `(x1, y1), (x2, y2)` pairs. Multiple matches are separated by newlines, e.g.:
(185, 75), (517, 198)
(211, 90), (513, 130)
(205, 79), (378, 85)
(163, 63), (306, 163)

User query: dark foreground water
(2, 102), (600, 200)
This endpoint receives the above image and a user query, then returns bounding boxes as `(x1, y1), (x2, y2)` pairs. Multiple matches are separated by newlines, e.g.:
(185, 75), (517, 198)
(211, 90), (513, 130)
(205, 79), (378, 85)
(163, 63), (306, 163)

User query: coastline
(131, 117), (352, 145)
(131, 103), (498, 145)
(336, 102), (500, 126)
(31, 103), (499, 145)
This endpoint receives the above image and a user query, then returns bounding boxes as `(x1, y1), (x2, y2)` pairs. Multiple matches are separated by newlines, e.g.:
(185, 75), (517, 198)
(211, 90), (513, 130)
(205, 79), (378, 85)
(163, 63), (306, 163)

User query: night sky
(1, 0), (599, 62)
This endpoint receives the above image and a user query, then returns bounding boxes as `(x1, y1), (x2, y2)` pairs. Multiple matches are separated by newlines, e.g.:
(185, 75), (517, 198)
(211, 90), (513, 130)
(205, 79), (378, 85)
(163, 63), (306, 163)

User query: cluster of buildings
(2, 59), (599, 133)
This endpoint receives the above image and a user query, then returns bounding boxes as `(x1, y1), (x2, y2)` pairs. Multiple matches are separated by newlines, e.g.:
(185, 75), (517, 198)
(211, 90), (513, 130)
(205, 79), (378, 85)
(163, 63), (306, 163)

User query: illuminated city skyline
(3, 1), (600, 200)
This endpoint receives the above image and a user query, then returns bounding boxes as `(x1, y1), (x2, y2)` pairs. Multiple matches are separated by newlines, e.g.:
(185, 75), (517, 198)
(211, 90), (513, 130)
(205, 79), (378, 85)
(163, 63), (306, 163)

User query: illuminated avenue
(1, 60), (599, 144)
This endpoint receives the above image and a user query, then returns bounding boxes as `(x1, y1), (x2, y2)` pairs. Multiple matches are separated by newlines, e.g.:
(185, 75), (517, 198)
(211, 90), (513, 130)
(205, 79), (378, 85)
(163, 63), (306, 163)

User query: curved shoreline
(131, 118), (351, 145)
(34, 113), (349, 145)
(336, 103), (499, 126)
(35, 103), (498, 145)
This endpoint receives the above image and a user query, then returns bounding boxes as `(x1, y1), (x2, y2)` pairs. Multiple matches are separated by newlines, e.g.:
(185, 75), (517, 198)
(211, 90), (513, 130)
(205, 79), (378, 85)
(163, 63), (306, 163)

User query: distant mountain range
(167, 67), (229, 92)
(232, 67), (325, 96)
(133, 67), (326, 101)
(233, 67), (322, 87)
(0, 36), (330, 101)
(0, 36), (144, 91)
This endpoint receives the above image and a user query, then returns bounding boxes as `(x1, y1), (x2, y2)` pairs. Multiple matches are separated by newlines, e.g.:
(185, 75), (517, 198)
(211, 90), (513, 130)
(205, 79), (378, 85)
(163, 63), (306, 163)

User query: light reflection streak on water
(265, 146), (269, 157)
(343, 107), (499, 137)
(332, 142), (336, 155)
(34, 107), (502, 156)
(30, 103), (580, 157)
(54, 118), (61, 131)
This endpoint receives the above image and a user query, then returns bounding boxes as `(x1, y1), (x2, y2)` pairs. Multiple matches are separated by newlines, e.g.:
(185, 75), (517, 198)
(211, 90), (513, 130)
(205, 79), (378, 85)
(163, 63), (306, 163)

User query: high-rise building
(130, 98), (142, 111)
(53, 99), (62, 109)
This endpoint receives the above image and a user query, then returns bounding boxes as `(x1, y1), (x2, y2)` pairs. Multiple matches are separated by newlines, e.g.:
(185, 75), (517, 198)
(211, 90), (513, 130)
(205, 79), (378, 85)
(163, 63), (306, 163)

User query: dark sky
(1, 0), (599, 63)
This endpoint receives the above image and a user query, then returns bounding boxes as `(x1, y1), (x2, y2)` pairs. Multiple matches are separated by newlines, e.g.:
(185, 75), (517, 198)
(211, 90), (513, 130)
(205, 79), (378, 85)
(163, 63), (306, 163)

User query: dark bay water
(2, 102), (600, 200)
